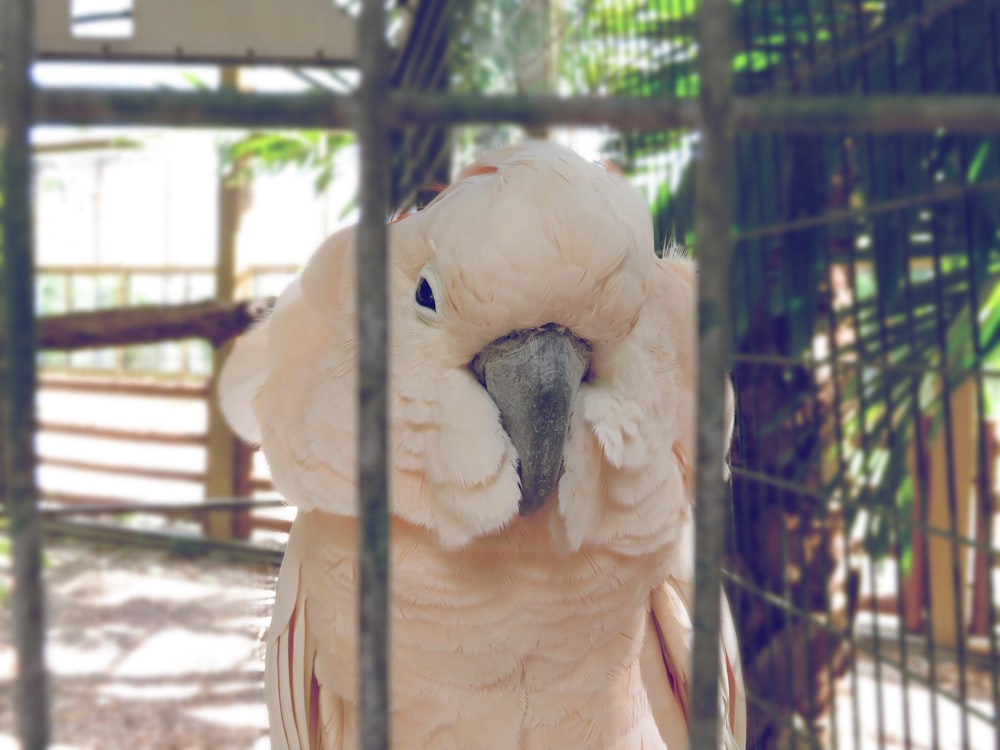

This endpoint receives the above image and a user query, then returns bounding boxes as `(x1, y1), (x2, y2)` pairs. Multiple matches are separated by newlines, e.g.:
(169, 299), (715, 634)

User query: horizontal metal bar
(28, 89), (1000, 133)
(43, 518), (284, 566)
(36, 88), (359, 129)
(731, 466), (825, 499)
(735, 179), (1000, 243)
(913, 518), (1000, 555)
(732, 466), (1000, 554)
(737, 95), (1000, 133)
(38, 420), (206, 445)
(732, 351), (1000, 379)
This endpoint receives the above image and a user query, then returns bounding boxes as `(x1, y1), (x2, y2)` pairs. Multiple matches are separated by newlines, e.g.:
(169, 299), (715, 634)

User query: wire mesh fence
(1, 0), (999, 748)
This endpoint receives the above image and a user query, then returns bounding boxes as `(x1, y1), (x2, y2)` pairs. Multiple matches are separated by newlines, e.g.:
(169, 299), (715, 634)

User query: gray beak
(471, 325), (591, 516)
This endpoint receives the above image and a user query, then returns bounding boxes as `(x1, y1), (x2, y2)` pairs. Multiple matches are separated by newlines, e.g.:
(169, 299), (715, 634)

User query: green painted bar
(2, 0), (49, 746)
(689, 1), (734, 749)
(30, 88), (1000, 132)
(356, 0), (392, 748)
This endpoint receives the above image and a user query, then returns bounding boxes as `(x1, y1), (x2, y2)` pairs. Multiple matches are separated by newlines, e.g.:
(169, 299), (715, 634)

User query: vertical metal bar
(977, 4), (1000, 742)
(901, 6), (944, 746)
(913, 6), (971, 749)
(846, 4), (897, 744)
(690, 1), (733, 749)
(935, 8), (976, 746)
(880, 30), (917, 750)
(1, 0), (50, 746)
(356, 0), (391, 747)
(814, 7), (865, 741)
(736, 132), (783, 745)
(795, 6), (846, 747)
(843, 10), (893, 749)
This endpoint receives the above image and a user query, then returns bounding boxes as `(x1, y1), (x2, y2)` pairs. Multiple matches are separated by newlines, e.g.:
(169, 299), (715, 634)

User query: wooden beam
(39, 455), (205, 483)
(36, 297), (272, 350)
(38, 420), (205, 445)
(39, 374), (209, 398)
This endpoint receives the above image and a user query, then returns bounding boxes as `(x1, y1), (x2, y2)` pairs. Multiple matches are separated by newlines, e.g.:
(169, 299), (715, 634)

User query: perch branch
(35, 298), (273, 351)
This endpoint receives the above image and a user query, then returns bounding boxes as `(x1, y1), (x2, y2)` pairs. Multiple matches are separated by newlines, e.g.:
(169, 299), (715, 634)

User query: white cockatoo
(219, 141), (745, 749)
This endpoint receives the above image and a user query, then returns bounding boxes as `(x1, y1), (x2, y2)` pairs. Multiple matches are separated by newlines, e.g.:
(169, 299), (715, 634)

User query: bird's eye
(416, 276), (436, 312)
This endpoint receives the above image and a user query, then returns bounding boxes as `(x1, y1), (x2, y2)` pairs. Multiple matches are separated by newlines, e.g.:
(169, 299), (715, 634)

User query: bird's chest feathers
(397, 530), (652, 658)
(304, 511), (658, 687)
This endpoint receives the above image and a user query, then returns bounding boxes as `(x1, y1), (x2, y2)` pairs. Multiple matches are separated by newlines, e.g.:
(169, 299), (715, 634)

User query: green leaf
(181, 71), (211, 91)
(967, 142), (993, 184)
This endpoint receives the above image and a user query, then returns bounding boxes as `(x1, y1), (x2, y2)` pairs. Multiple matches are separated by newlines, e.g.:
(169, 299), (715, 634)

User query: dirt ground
(0, 537), (276, 750)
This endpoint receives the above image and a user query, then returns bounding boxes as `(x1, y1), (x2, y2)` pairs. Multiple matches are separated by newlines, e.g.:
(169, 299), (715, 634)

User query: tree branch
(35, 298), (273, 351)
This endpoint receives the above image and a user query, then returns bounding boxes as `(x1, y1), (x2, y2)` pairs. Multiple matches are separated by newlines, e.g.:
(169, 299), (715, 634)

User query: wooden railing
(33, 297), (288, 537)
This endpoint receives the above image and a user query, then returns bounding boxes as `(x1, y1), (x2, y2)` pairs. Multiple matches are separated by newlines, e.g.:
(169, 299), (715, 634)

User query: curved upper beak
(471, 325), (591, 516)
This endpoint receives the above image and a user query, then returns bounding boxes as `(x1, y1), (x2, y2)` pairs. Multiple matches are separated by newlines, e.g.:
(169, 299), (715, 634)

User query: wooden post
(902, 416), (930, 633)
(514, 0), (560, 139)
(969, 422), (996, 636)
(204, 67), (250, 540)
(926, 379), (977, 645)
(231, 442), (257, 539)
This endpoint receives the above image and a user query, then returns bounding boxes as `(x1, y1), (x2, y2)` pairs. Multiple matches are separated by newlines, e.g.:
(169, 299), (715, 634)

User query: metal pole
(356, 0), (391, 747)
(26, 88), (1000, 132)
(1, 0), (50, 746)
(690, 1), (733, 749)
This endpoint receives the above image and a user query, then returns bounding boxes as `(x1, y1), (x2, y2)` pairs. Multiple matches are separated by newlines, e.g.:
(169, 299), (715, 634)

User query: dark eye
(415, 277), (436, 312)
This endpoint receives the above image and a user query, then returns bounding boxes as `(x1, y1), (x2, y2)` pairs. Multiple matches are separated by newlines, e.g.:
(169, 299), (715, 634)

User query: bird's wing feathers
(219, 227), (355, 462)
(217, 318), (270, 445)
(720, 592), (747, 748)
(267, 521), (344, 750)
(641, 581), (691, 750)
(644, 580), (746, 750)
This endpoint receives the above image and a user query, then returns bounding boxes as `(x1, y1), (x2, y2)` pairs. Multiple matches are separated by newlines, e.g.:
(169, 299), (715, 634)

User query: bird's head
(220, 142), (720, 556)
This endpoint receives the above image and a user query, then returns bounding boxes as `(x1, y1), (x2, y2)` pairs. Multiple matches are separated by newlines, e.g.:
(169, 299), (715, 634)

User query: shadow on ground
(0, 536), (278, 750)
